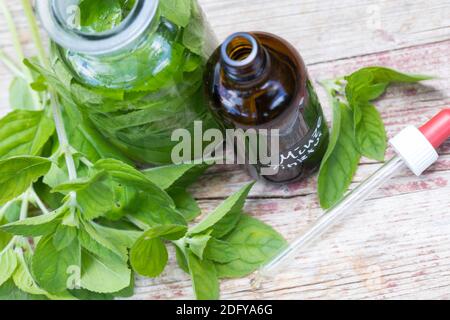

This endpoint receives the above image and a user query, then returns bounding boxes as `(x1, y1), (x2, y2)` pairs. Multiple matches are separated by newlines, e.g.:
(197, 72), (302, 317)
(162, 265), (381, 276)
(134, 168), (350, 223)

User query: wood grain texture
(0, 0), (449, 300)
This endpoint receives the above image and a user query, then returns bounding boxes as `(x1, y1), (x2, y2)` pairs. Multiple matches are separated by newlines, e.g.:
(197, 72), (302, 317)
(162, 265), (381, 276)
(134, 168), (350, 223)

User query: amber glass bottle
(204, 32), (329, 183)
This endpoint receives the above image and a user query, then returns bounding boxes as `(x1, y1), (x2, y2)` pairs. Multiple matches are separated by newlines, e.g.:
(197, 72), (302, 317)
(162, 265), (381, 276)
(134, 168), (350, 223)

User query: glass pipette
(253, 109), (450, 288)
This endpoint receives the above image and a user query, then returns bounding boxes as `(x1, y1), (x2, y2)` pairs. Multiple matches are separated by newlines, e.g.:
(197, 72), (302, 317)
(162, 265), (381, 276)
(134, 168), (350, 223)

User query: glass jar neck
(221, 32), (270, 83)
(37, 0), (159, 55)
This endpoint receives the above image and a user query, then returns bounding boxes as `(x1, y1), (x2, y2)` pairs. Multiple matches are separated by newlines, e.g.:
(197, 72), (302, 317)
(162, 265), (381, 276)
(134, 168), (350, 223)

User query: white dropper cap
(390, 109), (450, 176)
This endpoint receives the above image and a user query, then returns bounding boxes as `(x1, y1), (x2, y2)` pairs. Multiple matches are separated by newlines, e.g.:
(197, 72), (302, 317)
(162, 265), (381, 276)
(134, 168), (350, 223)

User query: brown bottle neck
(221, 32), (270, 83)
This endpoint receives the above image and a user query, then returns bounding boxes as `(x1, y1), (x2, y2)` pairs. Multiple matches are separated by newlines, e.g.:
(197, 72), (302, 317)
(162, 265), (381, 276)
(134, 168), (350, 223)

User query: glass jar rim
(36, 0), (159, 55)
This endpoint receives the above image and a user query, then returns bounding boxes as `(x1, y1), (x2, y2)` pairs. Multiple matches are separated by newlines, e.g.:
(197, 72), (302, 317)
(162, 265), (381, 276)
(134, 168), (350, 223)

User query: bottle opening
(37, 0), (158, 55)
(222, 33), (259, 67)
(228, 43), (252, 61)
(221, 32), (268, 82)
(51, 0), (139, 35)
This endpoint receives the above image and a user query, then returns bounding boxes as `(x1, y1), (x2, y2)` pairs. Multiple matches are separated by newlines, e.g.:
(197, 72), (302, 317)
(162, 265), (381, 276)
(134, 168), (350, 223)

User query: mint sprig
(125, 183), (286, 300)
(0, 1), (286, 300)
(319, 67), (433, 209)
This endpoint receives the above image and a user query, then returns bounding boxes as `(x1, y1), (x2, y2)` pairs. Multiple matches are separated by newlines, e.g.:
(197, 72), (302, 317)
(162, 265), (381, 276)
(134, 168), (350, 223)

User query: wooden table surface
(1, 0), (449, 300)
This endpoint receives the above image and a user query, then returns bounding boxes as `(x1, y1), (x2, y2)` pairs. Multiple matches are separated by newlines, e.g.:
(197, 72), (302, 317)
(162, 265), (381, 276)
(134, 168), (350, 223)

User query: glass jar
(37, 0), (218, 165)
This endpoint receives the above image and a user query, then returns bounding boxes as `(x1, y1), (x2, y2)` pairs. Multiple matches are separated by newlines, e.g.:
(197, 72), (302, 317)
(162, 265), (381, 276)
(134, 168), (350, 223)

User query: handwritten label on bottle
(275, 116), (324, 170)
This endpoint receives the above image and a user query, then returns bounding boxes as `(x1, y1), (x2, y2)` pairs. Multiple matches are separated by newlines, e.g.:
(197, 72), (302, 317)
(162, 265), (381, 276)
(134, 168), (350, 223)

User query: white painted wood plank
(198, 0), (450, 63)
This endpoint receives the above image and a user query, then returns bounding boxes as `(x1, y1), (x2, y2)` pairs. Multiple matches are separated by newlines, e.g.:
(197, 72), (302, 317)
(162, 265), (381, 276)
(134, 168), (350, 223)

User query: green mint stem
(80, 156), (94, 168)
(21, 0), (48, 67)
(0, 0), (41, 109)
(50, 93), (78, 181)
(31, 188), (49, 214)
(19, 191), (29, 221)
(50, 91), (78, 208)
(2, 191), (33, 253)
(320, 79), (340, 94)
(0, 189), (45, 254)
(320, 79), (347, 106)
(21, 0), (78, 206)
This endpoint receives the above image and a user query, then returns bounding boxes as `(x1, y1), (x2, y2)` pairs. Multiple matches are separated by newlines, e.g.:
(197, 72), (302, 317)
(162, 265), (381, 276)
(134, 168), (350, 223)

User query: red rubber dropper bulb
(419, 109), (450, 149)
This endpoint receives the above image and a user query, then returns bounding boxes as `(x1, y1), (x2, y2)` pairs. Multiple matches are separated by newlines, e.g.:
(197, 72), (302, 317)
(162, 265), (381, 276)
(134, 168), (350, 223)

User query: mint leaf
(168, 164), (209, 191)
(23, 59), (72, 102)
(53, 171), (115, 220)
(52, 171), (107, 193)
(175, 246), (189, 273)
(142, 224), (188, 241)
(0, 279), (46, 300)
(214, 215), (286, 279)
(159, 0), (192, 27)
(104, 182), (137, 221)
(344, 67), (432, 162)
(13, 254), (48, 296)
(318, 102), (361, 209)
(80, 249), (131, 294)
(186, 233), (211, 259)
(128, 191), (187, 228)
(30, 75), (48, 92)
(68, 288), (114, 301)
(0, 110), (54, 160)
(53, 224), (77, 251)
(69, 272), (134, 299)
(143, 163), (201, 190)
(345, 67), (432, 106)
(79, 220), (128, 262)
(94, 159), (170, 197)
(113, 272), (135, 298)
(1, 206), (65, 237)
(183, 1), (215, 59)
(318, 67), (431, 208)
(9, 77), (35, 110)
(25, 59), (130, 163)
(92, 222), (141, 249)
(0, 249), (17, 287)
(130, 224), (187, 277)
(94, 159), (186, 226)
(169, 188), (201, 222)
(130, 236), (167, 278)
(32, 234), (81, 294)
(351, 82), (389, 103)
(354, 103), (387, 161)
(186, 250), (219, 300)
(346, 67), (433, 86)
(62, 100), (131, 164)
(345, 70), (378, 104)
(77, 177), (114, 221)
(79, 0), (125, 33)
(143, 164), (205, 222)
(0, 220), (12, 251)
(0, 156), (51, 205)
(2, 201), (21, 224)
(188, 182), (254, 237)
(43, 161), (69, 189)
(204, 238), (238, 264)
